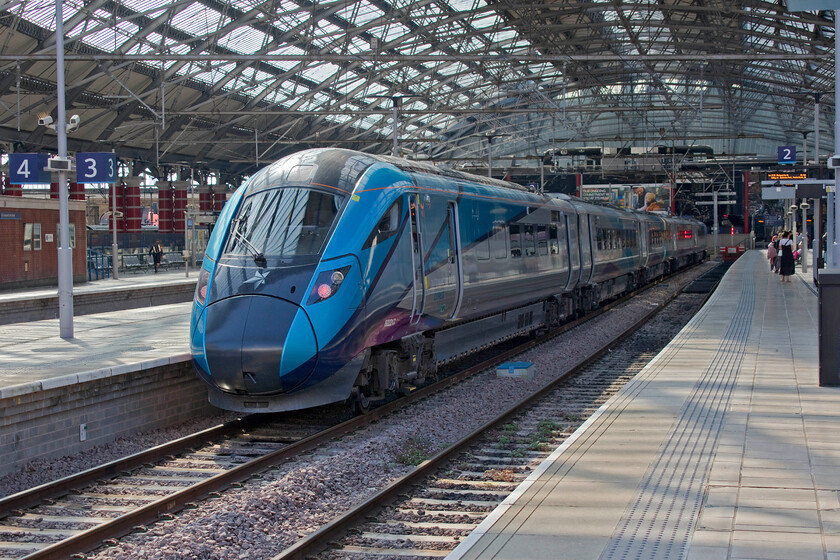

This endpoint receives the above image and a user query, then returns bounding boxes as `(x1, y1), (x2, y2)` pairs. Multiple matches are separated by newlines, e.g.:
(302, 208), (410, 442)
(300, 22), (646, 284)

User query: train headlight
(308, 265), (351, 305)
(196, 267), (210, 306)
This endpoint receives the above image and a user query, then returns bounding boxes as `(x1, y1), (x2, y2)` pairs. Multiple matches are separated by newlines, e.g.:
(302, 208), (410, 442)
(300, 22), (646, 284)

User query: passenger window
(491, 221), (507, 259)
(538, 225), (548, 256)
(524, 225), (537, 256)
(363, 199), (402, 249)
(509, 224), (522, 258)
(549, 224), (559, 254)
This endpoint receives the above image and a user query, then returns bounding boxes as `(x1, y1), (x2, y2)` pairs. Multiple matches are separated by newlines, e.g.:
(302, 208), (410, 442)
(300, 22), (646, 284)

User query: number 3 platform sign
(76, 152), (117, 184)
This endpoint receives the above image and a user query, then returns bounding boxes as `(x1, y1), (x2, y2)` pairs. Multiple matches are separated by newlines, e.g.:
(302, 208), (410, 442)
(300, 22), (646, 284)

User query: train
(190, 148), (707, 413)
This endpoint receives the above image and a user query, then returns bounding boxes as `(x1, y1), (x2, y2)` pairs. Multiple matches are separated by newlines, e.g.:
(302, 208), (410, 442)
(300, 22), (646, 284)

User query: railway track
(275, 289), (713, 560)
(0, 262), (721, 560)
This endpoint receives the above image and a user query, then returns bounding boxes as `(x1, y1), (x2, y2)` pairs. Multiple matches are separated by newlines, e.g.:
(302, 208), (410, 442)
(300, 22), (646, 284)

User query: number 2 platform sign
(778, 145), (797, 165)
(76, 152), (117, 184)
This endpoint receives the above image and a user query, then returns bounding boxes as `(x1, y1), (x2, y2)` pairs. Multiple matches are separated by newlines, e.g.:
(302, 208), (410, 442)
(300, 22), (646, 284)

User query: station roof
(0, 1), (834, 181)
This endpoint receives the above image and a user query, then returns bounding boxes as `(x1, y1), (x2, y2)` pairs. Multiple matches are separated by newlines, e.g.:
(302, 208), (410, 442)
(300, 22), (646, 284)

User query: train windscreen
(224, 187), (345, 259)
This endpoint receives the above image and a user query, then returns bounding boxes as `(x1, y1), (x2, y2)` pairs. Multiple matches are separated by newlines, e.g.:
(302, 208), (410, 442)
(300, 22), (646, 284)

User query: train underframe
(350, 255), (701, 413)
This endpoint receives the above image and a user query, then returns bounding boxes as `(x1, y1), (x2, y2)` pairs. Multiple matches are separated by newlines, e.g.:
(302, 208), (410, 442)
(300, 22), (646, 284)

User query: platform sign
(8, 153), (51, 184)
(778, 145), (797, 165)
(76, 152), (117, 184)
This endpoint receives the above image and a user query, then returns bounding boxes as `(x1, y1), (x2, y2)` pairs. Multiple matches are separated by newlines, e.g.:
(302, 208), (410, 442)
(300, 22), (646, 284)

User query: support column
(124, 177), (142, 235)
(69, 181), (85, 200)
(4, 175), (22, 196)
(742, 170), (751, 235)
(213, 189), (226, 212)
(173, 180), (189, 235)
(198, 185), (213, 212)
(158, 181), (174, 234)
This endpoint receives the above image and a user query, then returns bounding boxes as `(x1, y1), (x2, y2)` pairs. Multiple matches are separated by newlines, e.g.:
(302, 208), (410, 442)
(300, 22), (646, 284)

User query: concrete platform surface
(448, 250), (830, 560)
(0, 300), (191, 398)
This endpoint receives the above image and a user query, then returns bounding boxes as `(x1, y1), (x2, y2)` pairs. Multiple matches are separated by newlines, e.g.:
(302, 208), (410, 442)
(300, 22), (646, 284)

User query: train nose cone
(204, 295), (317, 394)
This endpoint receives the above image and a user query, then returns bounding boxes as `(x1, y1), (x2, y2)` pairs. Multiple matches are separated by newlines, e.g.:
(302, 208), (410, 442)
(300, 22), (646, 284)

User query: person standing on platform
(149, 240), (164, 273)
(767, 236), (778, 271)
(778, 231), (795, 282)
(773, 233), (782, 273)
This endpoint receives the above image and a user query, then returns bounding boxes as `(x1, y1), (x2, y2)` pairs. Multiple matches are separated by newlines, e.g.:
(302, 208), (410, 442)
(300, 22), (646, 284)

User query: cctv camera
(67, 114), (81, 132)
(38, 115), (53, 127)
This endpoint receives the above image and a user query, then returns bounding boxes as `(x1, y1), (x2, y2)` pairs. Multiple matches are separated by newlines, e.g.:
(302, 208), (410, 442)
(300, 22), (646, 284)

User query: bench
(124, 254), (146, 273)
(165, 252), (186, 268)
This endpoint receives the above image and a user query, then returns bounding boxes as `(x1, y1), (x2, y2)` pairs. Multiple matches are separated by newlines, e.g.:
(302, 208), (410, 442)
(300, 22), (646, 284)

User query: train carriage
(191, 148), (707, 413)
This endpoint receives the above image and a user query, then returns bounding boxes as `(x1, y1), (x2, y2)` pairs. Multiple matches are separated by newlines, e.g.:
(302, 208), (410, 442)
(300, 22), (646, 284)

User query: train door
(408, 193), (425, 324)
(578, 213), (594, 284)
(448, 202), (464, 318)
(418, 194), (461, 321)
(638, 219), (649, 268)
(564, 213), (581, 290)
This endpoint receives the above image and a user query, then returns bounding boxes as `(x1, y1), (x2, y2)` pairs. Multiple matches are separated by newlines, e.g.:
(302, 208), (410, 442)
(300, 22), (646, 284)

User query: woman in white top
(778, 232), (795, 282)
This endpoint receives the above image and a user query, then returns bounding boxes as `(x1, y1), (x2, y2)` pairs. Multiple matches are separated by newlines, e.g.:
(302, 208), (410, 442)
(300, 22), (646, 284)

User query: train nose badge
(245, 269), (269, 289)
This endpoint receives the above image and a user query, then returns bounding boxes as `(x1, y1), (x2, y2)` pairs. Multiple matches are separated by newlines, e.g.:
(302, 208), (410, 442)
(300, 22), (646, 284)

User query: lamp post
(54, 1), (74, 338)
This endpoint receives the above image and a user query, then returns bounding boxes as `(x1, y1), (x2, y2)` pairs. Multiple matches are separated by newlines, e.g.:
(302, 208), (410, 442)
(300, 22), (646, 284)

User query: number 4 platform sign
(76, 152), (117, 184)
(8, 153), (51, 184)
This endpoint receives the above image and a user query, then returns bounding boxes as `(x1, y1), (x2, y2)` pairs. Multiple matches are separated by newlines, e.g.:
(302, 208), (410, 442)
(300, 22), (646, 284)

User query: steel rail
(0, 415), (261, 516)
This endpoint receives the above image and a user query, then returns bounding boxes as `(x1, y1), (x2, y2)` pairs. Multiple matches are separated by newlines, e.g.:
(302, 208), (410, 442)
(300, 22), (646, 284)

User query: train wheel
(350, 387), (371, 415)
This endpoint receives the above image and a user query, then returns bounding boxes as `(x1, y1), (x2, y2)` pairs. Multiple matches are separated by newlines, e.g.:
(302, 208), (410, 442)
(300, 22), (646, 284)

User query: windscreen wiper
(231, 219), (267, 267)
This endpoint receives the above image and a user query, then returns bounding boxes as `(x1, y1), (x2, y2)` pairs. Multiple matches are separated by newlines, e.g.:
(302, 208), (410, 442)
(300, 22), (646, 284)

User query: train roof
(373, 153), (535, 194)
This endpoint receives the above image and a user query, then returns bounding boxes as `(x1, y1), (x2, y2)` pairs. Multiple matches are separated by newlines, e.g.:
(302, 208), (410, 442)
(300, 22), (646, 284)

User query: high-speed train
(190, 148), (707, 413)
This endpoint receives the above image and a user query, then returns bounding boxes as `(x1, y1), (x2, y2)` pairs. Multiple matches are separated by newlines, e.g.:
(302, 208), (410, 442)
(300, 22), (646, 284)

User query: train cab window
(224, 187), (346, 260)
(509, 224), (522, 258)
(548, 224), (559, 254)
(490, 221), (507, 259)
(363, 198), (403, 249)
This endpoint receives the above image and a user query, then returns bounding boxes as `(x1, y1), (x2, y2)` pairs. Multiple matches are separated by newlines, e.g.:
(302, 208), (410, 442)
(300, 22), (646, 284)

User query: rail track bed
(0, 262), (719, 560)
(292, 289), (710, 560)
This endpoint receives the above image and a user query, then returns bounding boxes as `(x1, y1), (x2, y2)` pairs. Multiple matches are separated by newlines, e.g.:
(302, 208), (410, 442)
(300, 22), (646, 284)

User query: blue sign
(0, 211), (21, 220)
(76, 152), (117, 183)
(778, 145), (797, 165)
(8, 153), (51, 184)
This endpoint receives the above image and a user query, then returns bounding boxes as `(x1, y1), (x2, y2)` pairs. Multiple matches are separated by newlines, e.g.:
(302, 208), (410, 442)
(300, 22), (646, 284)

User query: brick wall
(0, 196), (87, 288)
(0, 360), (216, 477)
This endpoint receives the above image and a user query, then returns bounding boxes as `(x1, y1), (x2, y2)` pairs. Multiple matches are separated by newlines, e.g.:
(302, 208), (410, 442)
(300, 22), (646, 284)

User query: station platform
(448, 250), (828, 560)
(0, 267), (197, 325)
(0, 268), (197, 397)
(0, 274), (207, 477)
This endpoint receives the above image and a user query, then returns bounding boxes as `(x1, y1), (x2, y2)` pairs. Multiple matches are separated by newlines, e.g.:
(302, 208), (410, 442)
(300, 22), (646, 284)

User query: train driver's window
(549, 224), (559, 254)
(363, 199), (402, 249)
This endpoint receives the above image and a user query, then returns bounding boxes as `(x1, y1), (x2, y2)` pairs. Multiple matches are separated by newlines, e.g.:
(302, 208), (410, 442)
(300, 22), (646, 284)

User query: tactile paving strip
(600, 273), (755, 560)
